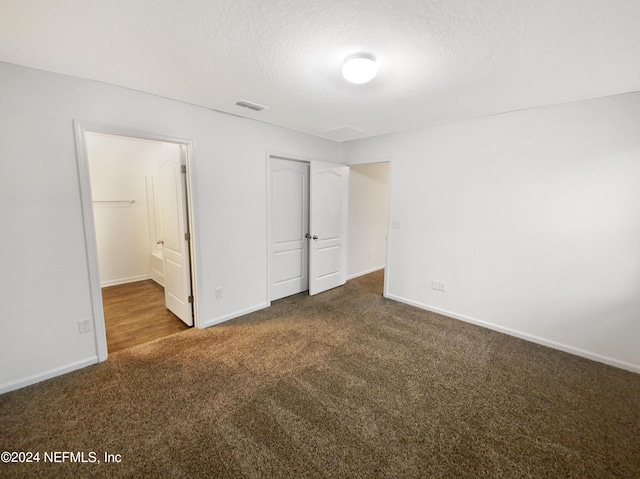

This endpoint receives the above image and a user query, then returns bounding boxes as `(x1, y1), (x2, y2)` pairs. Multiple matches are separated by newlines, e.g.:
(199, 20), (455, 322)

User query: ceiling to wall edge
(5, 61), (640, 145)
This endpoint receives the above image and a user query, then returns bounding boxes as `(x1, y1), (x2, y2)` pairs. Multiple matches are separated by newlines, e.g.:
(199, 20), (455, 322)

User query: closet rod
(92, 199), (136, 206)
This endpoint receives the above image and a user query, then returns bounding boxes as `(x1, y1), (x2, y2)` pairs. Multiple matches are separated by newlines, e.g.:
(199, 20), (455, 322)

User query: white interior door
(269, 158), (310, 300)
(158, 151), (193, 326)
(309, 161), (349, 295)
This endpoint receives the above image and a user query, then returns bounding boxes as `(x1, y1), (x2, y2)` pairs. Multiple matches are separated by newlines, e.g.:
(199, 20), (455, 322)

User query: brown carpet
(1, 271), (639, 478)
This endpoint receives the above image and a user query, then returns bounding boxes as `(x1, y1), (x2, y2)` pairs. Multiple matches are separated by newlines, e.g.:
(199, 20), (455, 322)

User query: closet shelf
(93, 199), (136, 206)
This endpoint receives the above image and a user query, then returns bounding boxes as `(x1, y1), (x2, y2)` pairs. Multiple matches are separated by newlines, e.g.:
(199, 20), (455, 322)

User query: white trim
(73, 120), (109, 362)
(0, 357), (99, 395)
(386, 293), (640, 374)
(100, 274), (152, 288)
(200, 302), (270, 328)
(265, 152), (271, 303)
(383, 159), (394, 299)
(73, 121), (200, 362)
(347, 265), (384, 281)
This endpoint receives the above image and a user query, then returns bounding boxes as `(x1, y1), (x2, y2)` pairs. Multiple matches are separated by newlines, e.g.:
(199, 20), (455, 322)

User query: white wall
(2, 59), (637, 394)
(347, 162), (389, 279)
(343, 92), (640, 372)
(87, 133), (181, 286)
(0, 62), (341, 393)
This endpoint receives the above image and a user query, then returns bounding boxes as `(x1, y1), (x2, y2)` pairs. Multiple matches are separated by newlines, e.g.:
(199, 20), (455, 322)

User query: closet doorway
(267, 155), (350, 301)
(75, 123), (196, 359)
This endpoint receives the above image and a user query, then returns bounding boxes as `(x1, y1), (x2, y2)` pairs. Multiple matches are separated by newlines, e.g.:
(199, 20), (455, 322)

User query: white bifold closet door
(308, 160), (349, 295)
(269, 157), (349, 301)
(270, 158), (310, 301)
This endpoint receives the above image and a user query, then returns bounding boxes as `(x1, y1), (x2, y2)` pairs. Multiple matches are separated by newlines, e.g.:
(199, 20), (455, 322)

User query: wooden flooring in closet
(102, 280), (191, 353)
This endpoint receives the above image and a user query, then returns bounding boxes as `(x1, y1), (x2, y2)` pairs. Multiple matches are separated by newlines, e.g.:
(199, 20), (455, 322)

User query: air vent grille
(235, 99), (269, 111)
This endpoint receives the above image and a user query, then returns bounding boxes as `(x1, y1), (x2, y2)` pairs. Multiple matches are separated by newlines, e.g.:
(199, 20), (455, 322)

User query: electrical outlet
(431, 280), (447, 292)
(78, 319), (92, 334)
(215, 287), (223, 298)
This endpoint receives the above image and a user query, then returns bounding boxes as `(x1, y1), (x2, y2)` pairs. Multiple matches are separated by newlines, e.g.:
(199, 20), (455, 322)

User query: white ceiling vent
(235, 99), (269, 111)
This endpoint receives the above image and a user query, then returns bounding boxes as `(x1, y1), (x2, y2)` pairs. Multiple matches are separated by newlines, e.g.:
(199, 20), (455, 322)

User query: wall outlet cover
(78, 319), (92, 334)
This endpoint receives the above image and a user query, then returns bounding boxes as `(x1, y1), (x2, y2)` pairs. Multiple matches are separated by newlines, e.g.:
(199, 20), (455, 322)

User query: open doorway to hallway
(346, 161), (390, 293)
(82, 129), (196, 355)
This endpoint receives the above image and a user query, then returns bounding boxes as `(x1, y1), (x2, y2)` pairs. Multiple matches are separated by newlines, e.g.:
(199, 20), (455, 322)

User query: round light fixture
(342, 52), (378, 84)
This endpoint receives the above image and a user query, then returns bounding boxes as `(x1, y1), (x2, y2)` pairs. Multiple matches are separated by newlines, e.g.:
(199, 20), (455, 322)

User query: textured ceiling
(1, 0), (639, 141)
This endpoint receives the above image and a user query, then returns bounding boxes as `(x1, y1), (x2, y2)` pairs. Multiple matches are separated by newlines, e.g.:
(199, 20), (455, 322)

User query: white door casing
(74, 121), (198, 362)
(158, 152), (193, 326)
(309, 161), (349, 295)
(269, 158), (310, 300)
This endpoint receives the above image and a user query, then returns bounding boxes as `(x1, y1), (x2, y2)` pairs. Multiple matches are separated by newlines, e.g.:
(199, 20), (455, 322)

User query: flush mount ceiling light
(342, 52), (378, 84)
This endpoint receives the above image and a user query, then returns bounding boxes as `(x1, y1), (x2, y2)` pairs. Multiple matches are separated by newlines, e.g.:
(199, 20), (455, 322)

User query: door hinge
(185, 231), (191, 241)
(180, 164), (187, 174)
(188, 295), (194, 304)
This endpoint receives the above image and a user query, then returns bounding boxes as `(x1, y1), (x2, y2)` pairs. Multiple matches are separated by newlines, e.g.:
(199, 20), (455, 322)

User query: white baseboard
(0, 356), (99, 395)
(347, 265), (385, 281)
(200, 302), (270, 329)
(386, 293), (640, 374)
(101, 274), (152, 288)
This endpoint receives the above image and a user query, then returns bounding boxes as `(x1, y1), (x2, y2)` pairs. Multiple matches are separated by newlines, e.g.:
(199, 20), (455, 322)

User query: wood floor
(102, 280), (191, 353)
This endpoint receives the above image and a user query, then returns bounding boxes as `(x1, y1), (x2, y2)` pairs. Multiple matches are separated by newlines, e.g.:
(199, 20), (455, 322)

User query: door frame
(266, 151), (311, 304)
(73, 120), (199, 361)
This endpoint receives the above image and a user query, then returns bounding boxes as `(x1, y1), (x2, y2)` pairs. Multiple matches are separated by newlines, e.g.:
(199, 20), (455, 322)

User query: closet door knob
(156, 240), (164, 245)
(312, 235), (318, 240)
(305, 233), (311, 239)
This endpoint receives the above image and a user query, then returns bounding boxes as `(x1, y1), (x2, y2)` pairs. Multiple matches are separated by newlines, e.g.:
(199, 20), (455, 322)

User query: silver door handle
(312, 235), (318, 240)
(305, 233), (311, 239)
(156, 240), (164, 245)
